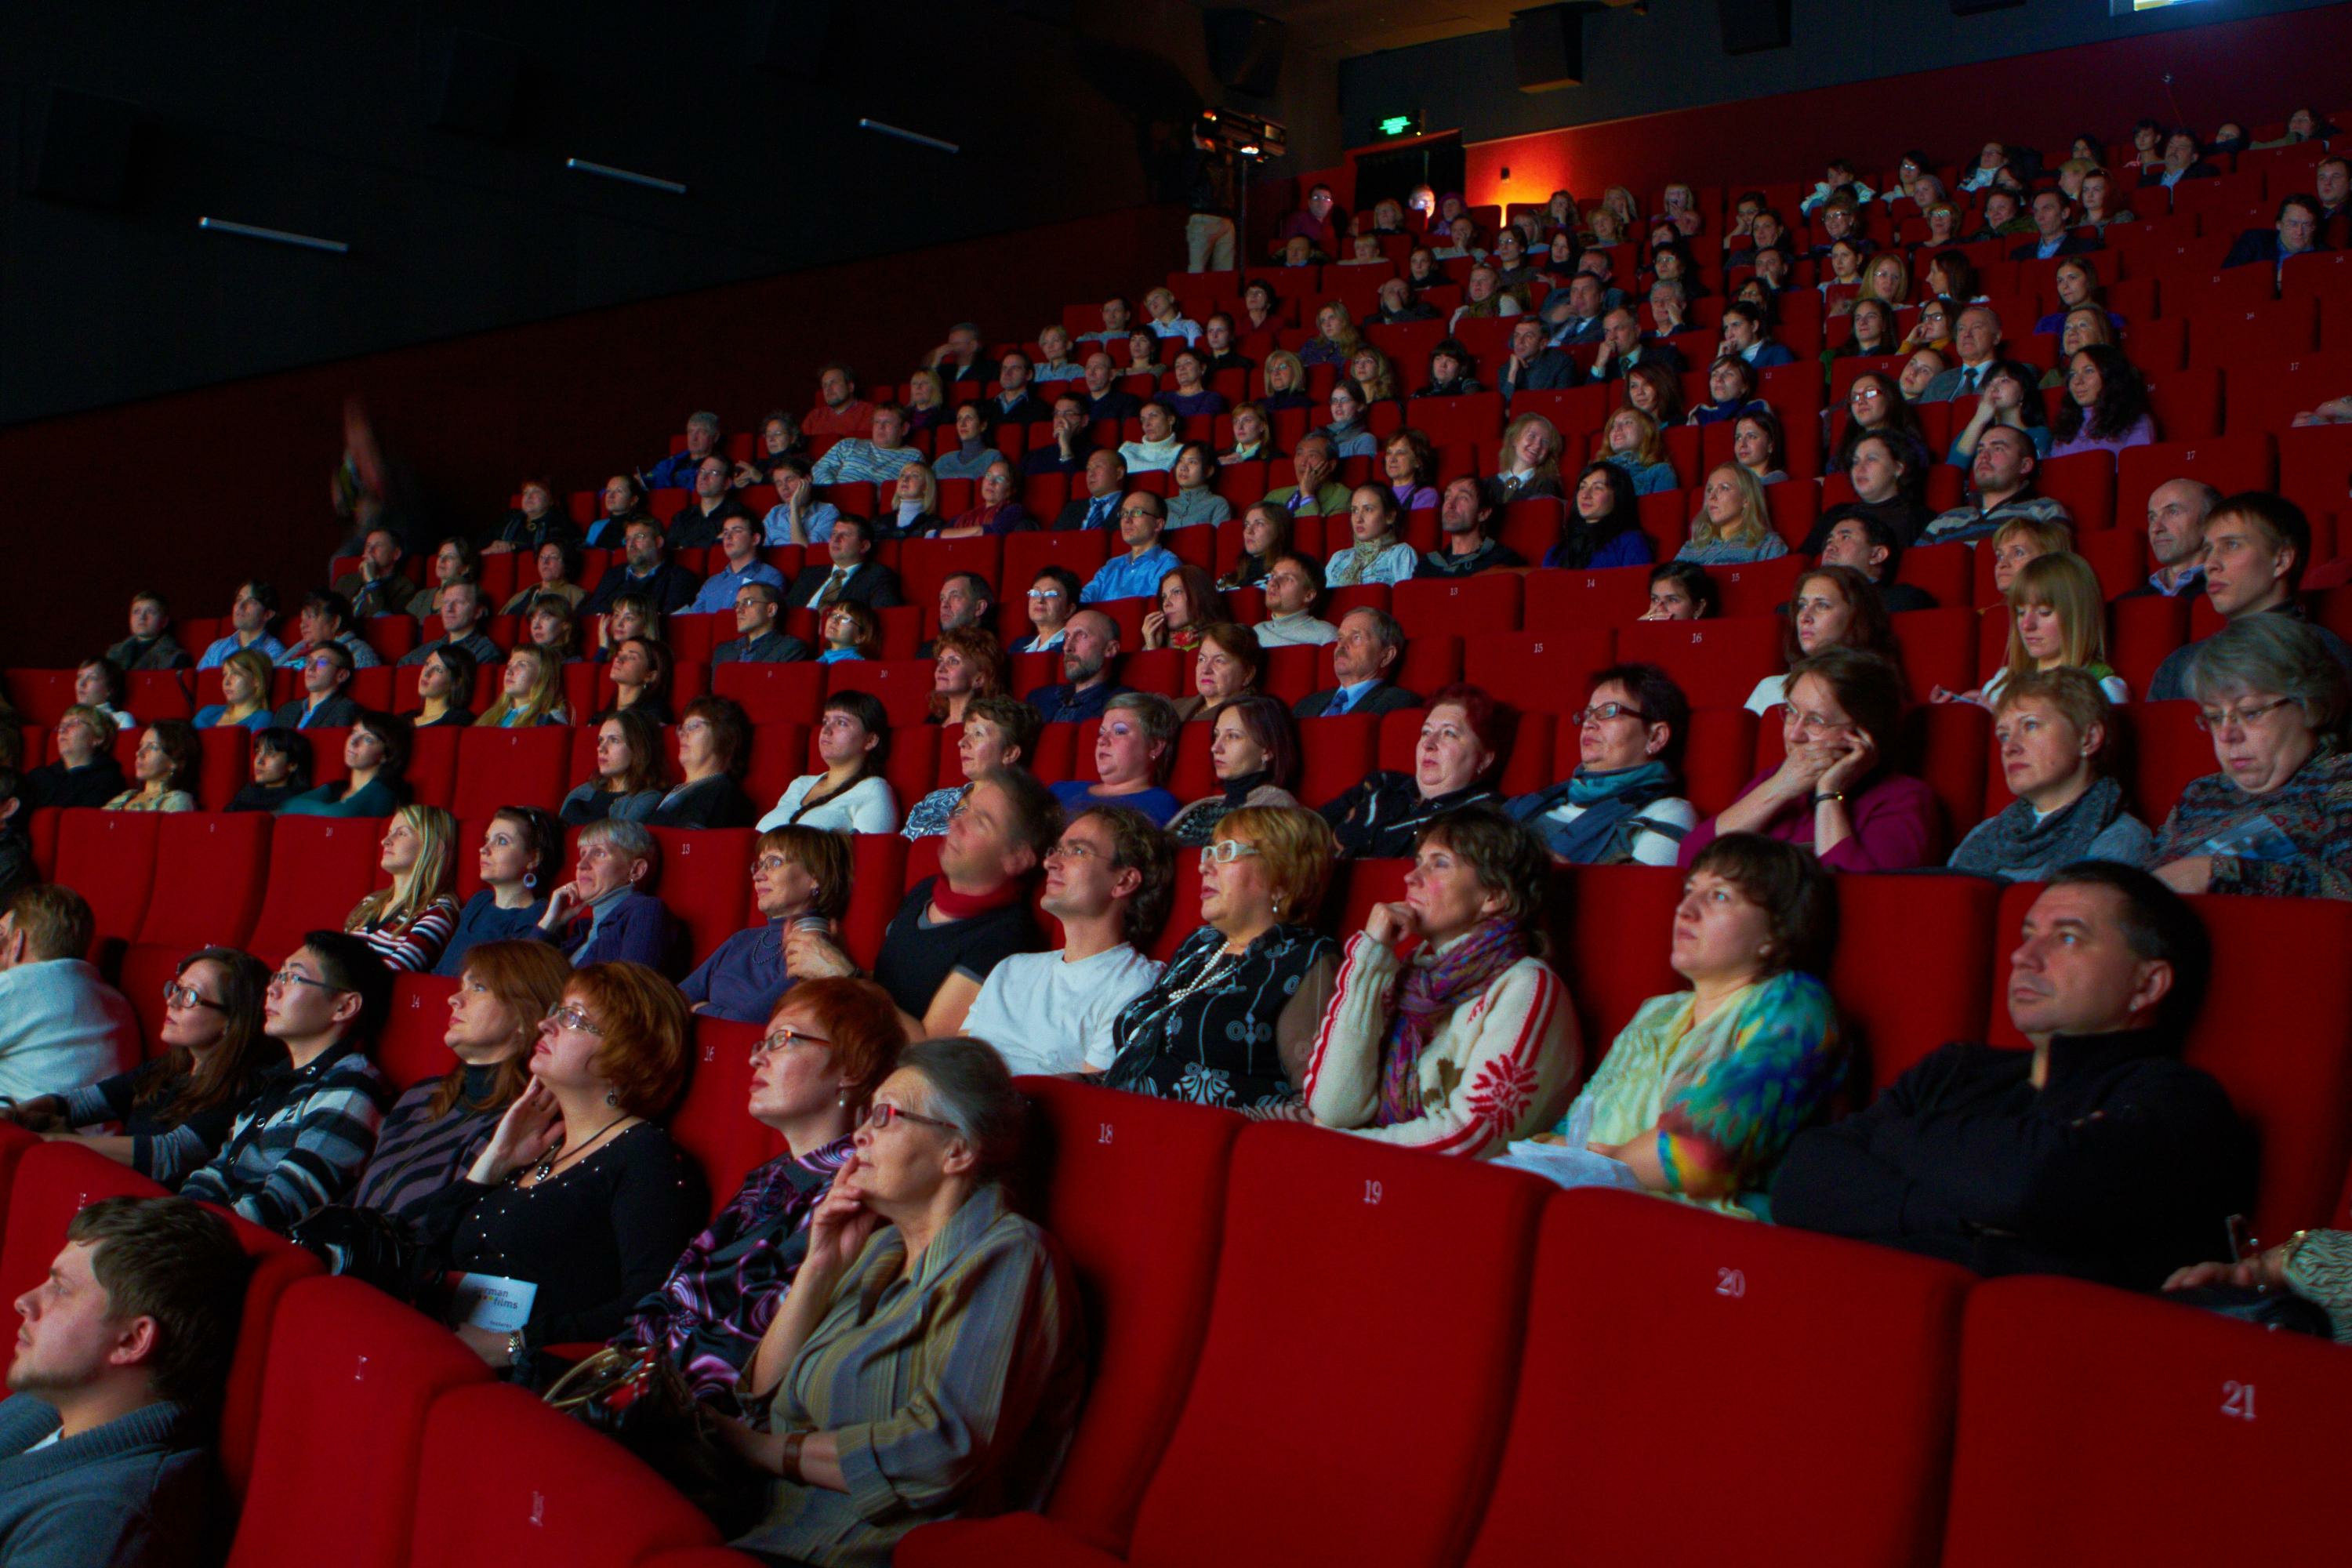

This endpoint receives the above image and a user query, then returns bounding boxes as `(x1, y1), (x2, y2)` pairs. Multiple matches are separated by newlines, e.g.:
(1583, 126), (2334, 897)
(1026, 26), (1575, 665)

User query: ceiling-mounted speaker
(20, 86), (139, 208)
(1509, 5), (1585, 93)
(1205, 8), (1287, 96)
(426, 31), (523, 138)
(1715, 0), (1791, 53)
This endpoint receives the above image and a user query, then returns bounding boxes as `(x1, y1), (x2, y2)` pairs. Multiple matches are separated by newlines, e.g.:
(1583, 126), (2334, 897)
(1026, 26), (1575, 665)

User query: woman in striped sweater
(346, 805), (461, 973)
(1304, 807), (1580, 1157)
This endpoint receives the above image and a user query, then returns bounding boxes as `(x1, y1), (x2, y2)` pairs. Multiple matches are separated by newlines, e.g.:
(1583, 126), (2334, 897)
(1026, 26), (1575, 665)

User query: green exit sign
(1377, 113), (1420, 137)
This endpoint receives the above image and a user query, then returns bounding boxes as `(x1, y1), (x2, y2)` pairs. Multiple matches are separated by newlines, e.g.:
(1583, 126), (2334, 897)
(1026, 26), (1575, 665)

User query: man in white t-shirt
(960, 806), (1173, 1076)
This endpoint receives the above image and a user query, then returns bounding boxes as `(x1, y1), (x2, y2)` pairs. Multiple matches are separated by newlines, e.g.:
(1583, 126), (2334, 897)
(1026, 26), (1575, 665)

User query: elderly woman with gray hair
(2151, 614), (2352, 900)
(722, 1037), (1085, 1566)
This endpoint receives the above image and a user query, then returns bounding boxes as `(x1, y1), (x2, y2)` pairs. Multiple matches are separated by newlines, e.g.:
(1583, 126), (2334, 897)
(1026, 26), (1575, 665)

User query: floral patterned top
(1103, 924), (1337, 1110)
(1559, 969), (1842, 1215)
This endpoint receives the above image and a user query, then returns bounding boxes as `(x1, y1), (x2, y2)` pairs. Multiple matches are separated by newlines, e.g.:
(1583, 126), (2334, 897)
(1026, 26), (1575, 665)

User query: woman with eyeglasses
(344, 805), (461, 974)
(608, 978), (906, 1414)
(434, 808), (564, 975)
(1305, 807), (1578, 1157)
(1508, 664), (1698, 866)
(723, 1038), (1083, 1561)
(1014, 566), (1080, 654)
(651, 696), (760, 831)
(1681, 647), (1940, 873)
(1051, 692), (1182, 826)
(2150, 615), (2352, 900)
(0, 946), (275, 1186)
(419, 960), (705, 1375)
(1104, 805), (1339, 1109)
(681, 827), (853, 1025)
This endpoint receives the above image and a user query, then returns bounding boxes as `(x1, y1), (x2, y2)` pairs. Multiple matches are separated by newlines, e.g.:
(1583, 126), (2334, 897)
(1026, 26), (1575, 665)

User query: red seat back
(136, 811), (271, 951)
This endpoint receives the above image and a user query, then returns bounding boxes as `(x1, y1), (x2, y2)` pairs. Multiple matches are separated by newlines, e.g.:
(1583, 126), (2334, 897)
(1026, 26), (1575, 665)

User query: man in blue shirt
(808, 404), (924, 487)
(0, 1194), (250, 1566)
(1080, 493), (1179, 603)
(1293, 608), (1421, 718)
(195, 580), (286, 668)
(642, 411), (721, 490)
(687, 517), (786, 615)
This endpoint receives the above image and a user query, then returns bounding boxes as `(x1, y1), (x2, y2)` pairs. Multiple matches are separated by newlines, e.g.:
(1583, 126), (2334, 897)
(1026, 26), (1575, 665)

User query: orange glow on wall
(1468, 136), (1574, 211)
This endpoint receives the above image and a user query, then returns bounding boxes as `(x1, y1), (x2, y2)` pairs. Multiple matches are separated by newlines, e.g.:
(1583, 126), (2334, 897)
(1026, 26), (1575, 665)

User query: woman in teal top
(1512, 833), (1842, 1214)
(279, 711), (411, 818)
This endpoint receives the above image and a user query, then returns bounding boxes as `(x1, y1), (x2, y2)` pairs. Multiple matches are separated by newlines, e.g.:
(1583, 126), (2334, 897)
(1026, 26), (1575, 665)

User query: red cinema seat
(1291, 714), (1381, 808)
(1461, 1191), (1971, 1568)
(1680, 706), (1760, 817)
(1556, 863), (1686, 1054)
(1708, 554), (1808, 619)
(826, 658), (942, 727)
(52, 808), (162, 953)
(1888, 607), (1980, 702)
(840, 834), (910, 971)
(2129, 697), (2212, 825)
(2115, 434), (2275, 535)
(1941, 1276), (2352, 1568)
(378, 972), (461, 1092)
(670, 1017), (768, 1215)
(2034, 450), (2118, 533)
(1461, 630), (1616, 714)
(1831, 874), (2001, 1097)
(1524, 563), (1651, 630)
(136, 811), (272, 952)
(2109, 593), (2193, 696)
(649, 828), (758, 971)
(1390, 573), (1523, 640)
(920, 1124), (1543, 1568)
(1617, 616), (1784, 708)
(226, 1277), (492, 1568)
(711, 661), (826, 724)
(404, 1384), (722, 1565)
(127, 670), (193, 719)
(194, 726), (251, 811)
(401, 724), (460, 808)
(247, 815), (389, 963)
(452, 726), (574, 818)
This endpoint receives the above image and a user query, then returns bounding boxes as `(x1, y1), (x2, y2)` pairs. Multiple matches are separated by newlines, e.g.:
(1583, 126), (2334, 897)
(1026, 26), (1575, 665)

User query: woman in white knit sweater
(1301, 806), (1579, 1156)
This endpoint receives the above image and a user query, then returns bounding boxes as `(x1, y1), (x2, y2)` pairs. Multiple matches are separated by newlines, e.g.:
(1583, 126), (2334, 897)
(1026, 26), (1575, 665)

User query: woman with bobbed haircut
(281, 710), (412, 818)
(726, 1036), (1084, 1563)
(1172, 622), (1264, 724)
(1949, 668), (2152, 882)
(1684, 646), (1941, 872)
(1509, 662), (1698, 866)
(1509, 833), (1843, 1213)
(611, 976), (909, 1411)
(2151, 613), (2352, 900)
(1305, 807), (1581, 1157)
(2, 946), (275, 1185)
(902, 694), (1040, 840)
(652, 695), (760, 830)
(423, 960), (709, 1371)
(1324, 682), (1510, 858)
(1105, 805), (1341, 1109)
(926, 625), (1011, 725)
(1168, 691), (1301, 846)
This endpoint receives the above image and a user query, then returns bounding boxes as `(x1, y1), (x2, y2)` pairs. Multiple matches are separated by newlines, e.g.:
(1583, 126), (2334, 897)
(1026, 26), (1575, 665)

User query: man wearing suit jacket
(2008, 192), (2102, 262)
(1292, 608), (1421, 718)
(1078, 354), (1141, 425)
(583, 518), (701, 617)
(1496, 318), (1583, 405)
(711, 583), (812, 664)
(2221, 195), (2328, 274)
(1589, 309), (1687, 383)
(1051, 450), (1129, 532)
(269, 641), (364, 729)
(983, 351), (1051, 427)
(783, 516), (905, 612)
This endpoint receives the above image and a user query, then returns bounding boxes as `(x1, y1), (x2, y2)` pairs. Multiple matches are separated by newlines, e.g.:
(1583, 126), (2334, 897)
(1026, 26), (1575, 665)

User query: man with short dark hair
(1417, 477), (1526, 579)
(803, 365), (874, 441)
(1590, 307), (1686, 383)
(1274, 184), (1338, 260)
(688, 516), (786, 615)
(1497, 318), (1584, 404)
(1922, 426), (2071, 543)
(927, 321), (988, 385)
(270, 641), (361, 729)
(782, 516), (905, 613)
(332, 528), (409, 620)
(1081, 494), (1180, 603)
(667, 454), (756, 550)
(273, 590), (380, 671)
(180, 931), (396, 1231)
(1026, 610), (1128, 724)
(1294, 608), (1420, 717)
(810, 404), (924, 488)
(919, 573), (995, 659)
(643, 411), (721, 490)
(2222, 193), (2330, 275)
(1024, 396), (1094, 477)
(1774, 863), (2256, 1290)
(2124, 478), (2220, 599)
(2010, 190), (2099, 260)
(1539, 274), (1609, 348)
(1076, 296), (1133, 349)
(103, 592), (192, 673)
(0, 1194), (252, 1566)
(1079, 352), (1141, 424)
(711, 582), (810, 665)
(583, 517), (699, 617)
(196, 581), (285, 668)
(1264, 434), (1350, 517)
(2147, 492), (2352, 699)
(985, 351), (1050, 427)
(1819, 512), (1936, 612)
(397, 581), (504, 668)
(1254, 555), (1339, 648)
(789, 768), (1055, 1038)
(0, 884), (136, 1102)
(961, 805), (1170, 1076)
(1053, 450), (1128, 532)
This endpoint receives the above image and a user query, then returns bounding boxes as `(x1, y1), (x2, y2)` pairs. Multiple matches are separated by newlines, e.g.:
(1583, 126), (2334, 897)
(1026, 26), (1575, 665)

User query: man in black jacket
(782, 516), (905, 612)
(1773, 862), (2255, 1290)
(1294, 608), (1421, 718)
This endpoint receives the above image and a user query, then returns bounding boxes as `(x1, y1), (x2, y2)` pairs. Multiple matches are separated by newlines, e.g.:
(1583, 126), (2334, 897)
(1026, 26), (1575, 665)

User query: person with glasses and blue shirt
(179, 931), (396, 1232)
(1079, 492), (1181, 604)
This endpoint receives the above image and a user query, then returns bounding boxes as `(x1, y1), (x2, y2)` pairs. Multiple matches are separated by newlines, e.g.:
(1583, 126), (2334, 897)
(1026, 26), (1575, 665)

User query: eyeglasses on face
(2192, 696), (2296, 733)
(270, 967), (346, 995)
(163, 982), (225, 1011)
(1573, 702), (1647, 726)
(751, 1025), (832, 1060)
(1200, 840), (1264, 867)
(865, 1102), (959, 1134)
(543, 1004), (604, 1036)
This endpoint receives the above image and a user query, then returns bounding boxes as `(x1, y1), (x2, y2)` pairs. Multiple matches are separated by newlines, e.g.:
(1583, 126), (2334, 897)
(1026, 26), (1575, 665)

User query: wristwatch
(779, 1430), (808, 1482)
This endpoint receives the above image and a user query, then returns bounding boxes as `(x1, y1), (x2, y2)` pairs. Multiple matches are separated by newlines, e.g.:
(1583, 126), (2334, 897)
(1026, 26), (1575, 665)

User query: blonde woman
(1298, 301), (1362, 368)
(476, 644), (568, 728)
(1261, 349), (1313, 412)
(1678, 464), (1788, 564)
(347, 804), (461, 973)
(1860, 252), (1911, 310)
(1595, 406), (1678, 495)
(195, 648), (275, 732)
(1346, 345), (1402, 405)
(1954, 552), (2129, 710)
(1601, 185), (1641, 232)
(1486, 412), (1566, 505)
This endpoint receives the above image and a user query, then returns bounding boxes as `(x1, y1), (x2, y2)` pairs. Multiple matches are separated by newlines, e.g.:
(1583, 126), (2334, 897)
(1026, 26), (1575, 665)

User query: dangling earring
(524, 872), (538, 891)
(604, 1087), (618, 1108)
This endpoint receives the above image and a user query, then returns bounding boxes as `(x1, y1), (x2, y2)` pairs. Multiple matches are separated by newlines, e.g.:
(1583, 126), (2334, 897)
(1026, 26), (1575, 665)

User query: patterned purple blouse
(610, 1134), (854, 1412)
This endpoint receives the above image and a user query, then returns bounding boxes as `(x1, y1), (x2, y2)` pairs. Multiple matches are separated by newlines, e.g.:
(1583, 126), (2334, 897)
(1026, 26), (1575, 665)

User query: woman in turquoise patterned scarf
(1530, 833), (1843, 1214)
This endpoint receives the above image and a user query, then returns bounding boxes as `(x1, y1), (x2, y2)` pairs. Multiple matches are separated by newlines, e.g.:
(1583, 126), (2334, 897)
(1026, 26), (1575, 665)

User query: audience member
(1026, 609), (1127, 722)
(1678, 463), (1788, 564)
(436, 808), (563, 974)
(561, 710), (666, 826)
(814, 602), (879, 666)
(1171, 623), (1263, 725)
(24, 706), (128, 811)
(1817, 510), (1934, 612)
(1052, 692), (1181, 825)
(195, 580), (286, 668)
(1420, 474), (1527, 577)
(103, 720), (199, 812)
(1137, 565), (1229, 655)
(1323, 684), (1506, 857)
(1294, 607), (1418, 717)
(475, 644), (568, 728)
(758, 691), (899, 833)
(1168, 695), (1302, 847)
(225, 728), (310, 813)
(1509, 664), (1697, 866)
(1776, 863), (2253, 1288)
(682, 827), (852, 1024)
(712, 582), (810, 666)
(274, 590), (381, 671)
(782, 516), (905, 613)
(643, 412), (724, 490)
(584, 518), (700, 619)
(1483, 413), (1566, 506)
(1924, 424), (2067, 543)
(0, 884), (136, 1103)
(1325, 484), (1418, 586)
(1253, 553), (1339, 648)
(280, 711), (409, 818)
(905, 694), (1038, 840)
(74, 658), (135, 732)
(2222, 194), (2328, 274)
(927, 626), (1009, 727)
(1918, 305), (2003, 401)
(104, 592), (193, 673)
(1746, 565), (1897, 713)
(1803, 430), (1936, 553)
(344, 805), (459, 974)
(1264, 433), (1351, 516)
(532, 820), (686, 974)
(651, 697), (760, 830)
(2148, 493), (2352, 699)
(400, 537), (480, 621)
(2125, 478), (2219, 599)
(1950, 669), (2151, 880)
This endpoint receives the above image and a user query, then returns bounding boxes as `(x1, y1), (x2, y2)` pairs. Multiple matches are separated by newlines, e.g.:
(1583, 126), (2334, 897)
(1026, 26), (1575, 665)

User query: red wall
(1466, 5), (2352, 208)
(0, 205), (1182, 669)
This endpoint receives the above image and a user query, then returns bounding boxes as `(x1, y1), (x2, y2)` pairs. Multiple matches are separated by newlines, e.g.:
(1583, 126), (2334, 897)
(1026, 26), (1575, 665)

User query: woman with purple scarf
(605, 978), (905, 1412)
(1301, 808), (1581, 1157)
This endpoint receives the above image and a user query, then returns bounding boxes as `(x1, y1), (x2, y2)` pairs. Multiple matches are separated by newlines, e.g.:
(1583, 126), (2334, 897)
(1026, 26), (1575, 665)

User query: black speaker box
(1509, 5), (1584, 92)
(1205, 8), (1286, 97)
(426, 31), (522, 138)
(20, 86), (138, 208)
(1716, 0), (1791, 54)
